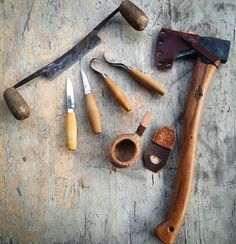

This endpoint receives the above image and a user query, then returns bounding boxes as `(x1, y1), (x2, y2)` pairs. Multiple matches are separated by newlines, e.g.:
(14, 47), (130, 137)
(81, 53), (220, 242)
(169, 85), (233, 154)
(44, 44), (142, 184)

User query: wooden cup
(108, 111), (152, 168)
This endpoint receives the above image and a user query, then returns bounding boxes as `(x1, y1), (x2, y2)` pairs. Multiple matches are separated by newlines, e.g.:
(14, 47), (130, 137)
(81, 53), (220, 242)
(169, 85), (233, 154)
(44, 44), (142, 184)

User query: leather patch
(143, 127), (176, 172)
(152, 127), (176, 150)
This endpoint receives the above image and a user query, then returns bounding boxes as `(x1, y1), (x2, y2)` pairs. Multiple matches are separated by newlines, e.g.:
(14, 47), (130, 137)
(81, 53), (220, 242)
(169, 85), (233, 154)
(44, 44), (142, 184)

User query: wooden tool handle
(66, 111), (77, 151)
(136, 111), (152, 137)
(85, 93), (102, 134)
(119, 0), (148, 31)
(3, 87), (30, 120)
(103, 75), (131, 112)
(129, 68), (166, 95)
(156, 58), (220, 244)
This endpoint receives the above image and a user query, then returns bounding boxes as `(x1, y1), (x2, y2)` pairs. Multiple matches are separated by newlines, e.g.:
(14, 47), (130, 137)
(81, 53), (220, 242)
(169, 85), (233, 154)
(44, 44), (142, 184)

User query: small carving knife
(80, 65), (102, 134)
(66, 77), (77, 151)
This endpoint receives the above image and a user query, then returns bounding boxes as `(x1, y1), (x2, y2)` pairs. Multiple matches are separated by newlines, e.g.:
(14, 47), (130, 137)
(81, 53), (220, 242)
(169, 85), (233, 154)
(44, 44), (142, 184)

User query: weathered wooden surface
(0, 0), (235, 243)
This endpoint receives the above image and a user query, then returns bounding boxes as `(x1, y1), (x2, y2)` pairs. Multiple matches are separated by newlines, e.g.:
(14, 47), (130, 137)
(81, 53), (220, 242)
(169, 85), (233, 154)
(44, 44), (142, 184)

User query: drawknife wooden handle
(66, 111), (77, 151)
(103, 75), (131, 112)
(156, 58), (220, 244)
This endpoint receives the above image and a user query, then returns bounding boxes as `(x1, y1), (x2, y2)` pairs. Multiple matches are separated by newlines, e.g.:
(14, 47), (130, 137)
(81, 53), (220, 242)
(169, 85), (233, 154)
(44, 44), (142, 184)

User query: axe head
(156, 28), (230, 69)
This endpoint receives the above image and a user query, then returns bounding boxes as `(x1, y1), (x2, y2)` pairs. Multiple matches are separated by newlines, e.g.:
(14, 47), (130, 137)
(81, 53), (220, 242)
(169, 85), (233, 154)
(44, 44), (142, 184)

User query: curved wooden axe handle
(156, 58), (220, 244)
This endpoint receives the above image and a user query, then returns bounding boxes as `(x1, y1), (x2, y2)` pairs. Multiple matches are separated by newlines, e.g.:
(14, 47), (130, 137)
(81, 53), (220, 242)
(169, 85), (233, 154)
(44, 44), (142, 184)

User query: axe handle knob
(156, 58), (220, 244)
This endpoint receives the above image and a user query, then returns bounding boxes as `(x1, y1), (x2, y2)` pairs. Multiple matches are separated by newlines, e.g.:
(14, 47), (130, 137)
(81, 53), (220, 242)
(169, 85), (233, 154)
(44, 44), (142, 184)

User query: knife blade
(66, 77), (77, 151)
(67, 77), (75, 110)
(81, 69), (92, 95)
(80, 63), (102, 134)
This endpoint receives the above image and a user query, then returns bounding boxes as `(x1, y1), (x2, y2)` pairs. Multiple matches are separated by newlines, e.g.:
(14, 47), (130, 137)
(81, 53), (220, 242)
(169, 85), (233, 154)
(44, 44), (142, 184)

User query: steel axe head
(156, 28), (230, 69)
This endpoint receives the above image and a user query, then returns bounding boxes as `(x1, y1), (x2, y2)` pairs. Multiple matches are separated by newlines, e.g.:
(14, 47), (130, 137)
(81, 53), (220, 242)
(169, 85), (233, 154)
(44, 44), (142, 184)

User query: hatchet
(3, 0), (148, 120)
(155, 28), (230, 244)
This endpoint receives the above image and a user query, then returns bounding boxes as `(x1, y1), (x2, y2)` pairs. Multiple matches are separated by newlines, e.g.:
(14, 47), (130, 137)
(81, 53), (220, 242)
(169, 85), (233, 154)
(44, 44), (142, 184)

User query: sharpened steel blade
(199, 36), (230, 64)
(43, 32), (101, 80)
(13, 7), (121, 89)
(14, 32), (101, 89)
(175, 37), (230, 64)
(66, 77), (75, 110)
(80, 67), (92, 95)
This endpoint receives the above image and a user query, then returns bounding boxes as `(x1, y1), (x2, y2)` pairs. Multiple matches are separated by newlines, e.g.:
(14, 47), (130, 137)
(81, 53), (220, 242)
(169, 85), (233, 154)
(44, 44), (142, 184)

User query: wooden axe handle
(156, 58), (220, 244)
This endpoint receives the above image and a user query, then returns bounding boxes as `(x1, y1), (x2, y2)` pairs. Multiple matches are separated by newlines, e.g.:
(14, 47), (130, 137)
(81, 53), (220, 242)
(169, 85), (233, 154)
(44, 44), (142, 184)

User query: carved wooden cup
(108, 111), (152, 168)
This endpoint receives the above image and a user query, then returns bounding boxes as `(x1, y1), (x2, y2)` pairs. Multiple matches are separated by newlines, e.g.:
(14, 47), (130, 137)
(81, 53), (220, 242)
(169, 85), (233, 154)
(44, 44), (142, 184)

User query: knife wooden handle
(103, 75), (131, 112)
(128, 68), (166, 95)
(85, 93), (102, 134)
(156, 58), (220, 244)
(66, 111), (77, 151)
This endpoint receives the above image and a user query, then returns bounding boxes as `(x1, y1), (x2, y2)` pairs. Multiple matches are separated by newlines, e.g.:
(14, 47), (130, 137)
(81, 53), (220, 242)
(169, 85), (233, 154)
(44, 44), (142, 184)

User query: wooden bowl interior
(114, 138), (137, 162)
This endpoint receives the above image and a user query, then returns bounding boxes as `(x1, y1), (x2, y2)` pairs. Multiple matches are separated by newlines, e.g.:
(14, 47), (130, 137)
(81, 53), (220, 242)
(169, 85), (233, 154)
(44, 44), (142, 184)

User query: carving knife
(66, 77), (77, 151)
(80, 65), (102, 134)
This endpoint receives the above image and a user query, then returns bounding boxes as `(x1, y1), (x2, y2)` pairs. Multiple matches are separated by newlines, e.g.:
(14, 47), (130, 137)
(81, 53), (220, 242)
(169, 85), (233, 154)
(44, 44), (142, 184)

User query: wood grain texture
(85, 93), (102, 134)
(103, 75), (132, 112)
(129, 68), (166, 95)
(0, 0), (235, 244)
(109, 133), (140, 168)
(109, 111), (151, 168)
(156, 59), (219, 244)
(3, 87), (30, 120)
(66, 111), (77, 151)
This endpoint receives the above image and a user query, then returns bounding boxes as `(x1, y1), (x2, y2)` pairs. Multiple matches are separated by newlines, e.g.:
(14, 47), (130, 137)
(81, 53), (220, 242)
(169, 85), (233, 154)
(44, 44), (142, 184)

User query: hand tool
(66, 77), (77, 151)
(104, 55), (166, 95)
(90, 58), (131, 112)
(3, 0), (148, 120)
(80, 62), (102, 134)
(155, 28), (230, 244)
(108, 111), (152, 168)
(143, 127), (176, 172)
